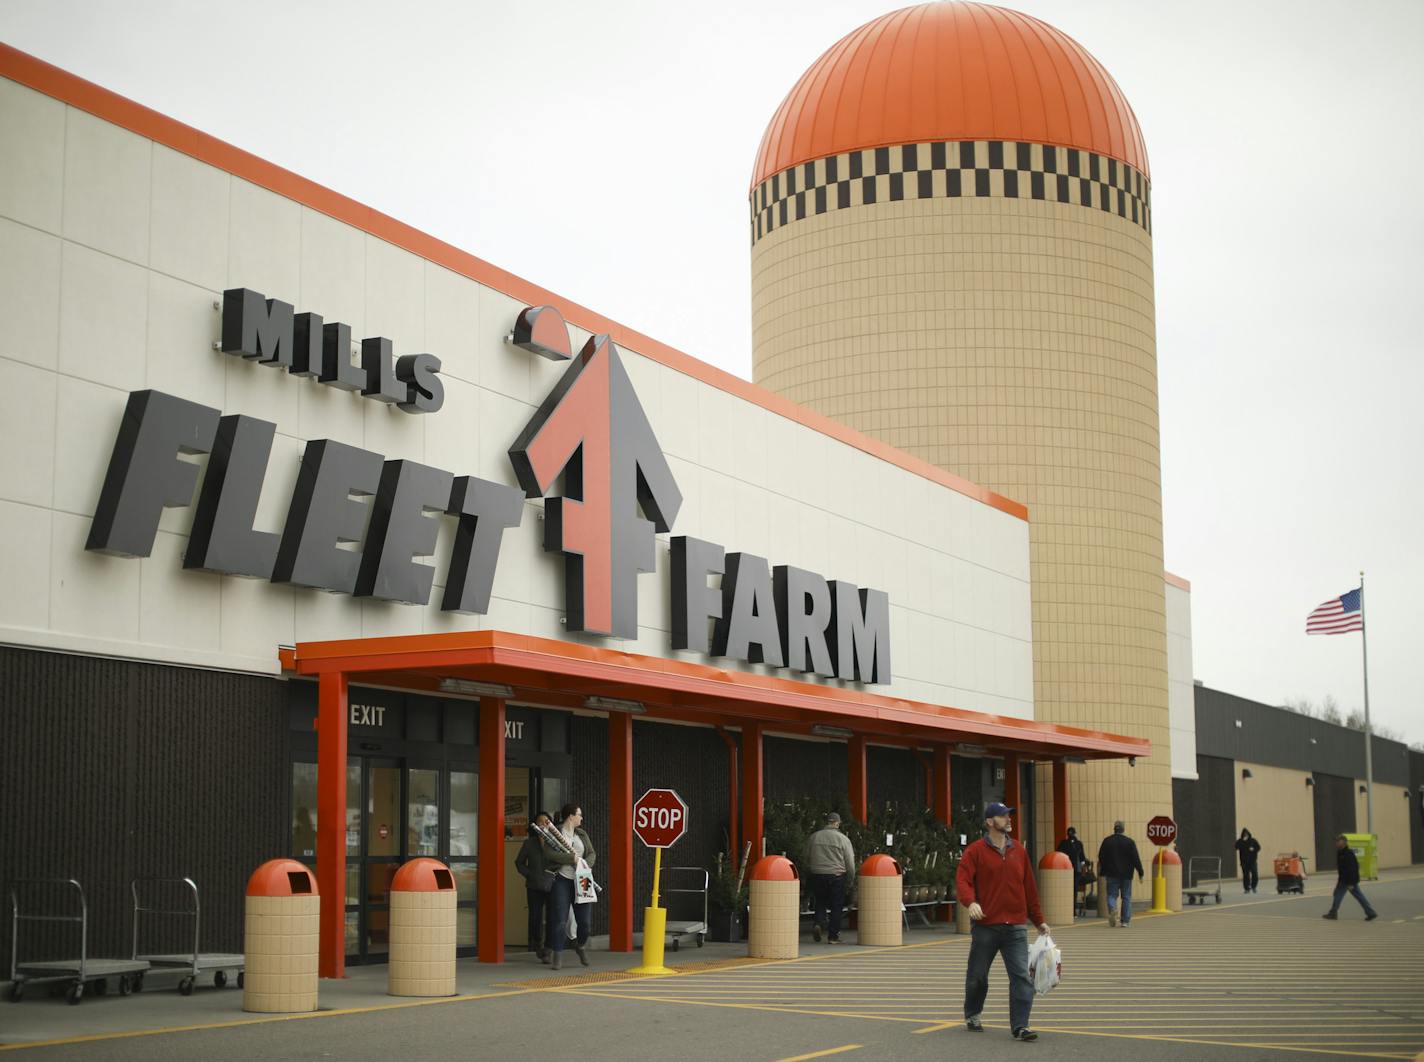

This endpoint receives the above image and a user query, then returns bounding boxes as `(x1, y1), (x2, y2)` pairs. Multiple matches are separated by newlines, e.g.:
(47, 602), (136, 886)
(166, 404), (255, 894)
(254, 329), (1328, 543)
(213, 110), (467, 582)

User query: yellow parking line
(0, 988), (538, 1052)
(774, 1046), (862, 1062)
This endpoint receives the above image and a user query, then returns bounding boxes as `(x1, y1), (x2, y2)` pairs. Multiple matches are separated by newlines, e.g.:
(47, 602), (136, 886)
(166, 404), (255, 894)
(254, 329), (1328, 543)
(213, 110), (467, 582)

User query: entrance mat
(500, 957), (771, 989)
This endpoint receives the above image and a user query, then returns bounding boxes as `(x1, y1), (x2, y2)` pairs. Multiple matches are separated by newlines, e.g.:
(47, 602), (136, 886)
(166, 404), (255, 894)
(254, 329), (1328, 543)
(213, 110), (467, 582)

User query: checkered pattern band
(750, 141), (1151, 244)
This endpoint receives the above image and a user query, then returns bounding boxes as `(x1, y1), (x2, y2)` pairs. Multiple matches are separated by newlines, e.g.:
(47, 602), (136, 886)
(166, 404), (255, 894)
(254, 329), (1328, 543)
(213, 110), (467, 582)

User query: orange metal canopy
(752, 1), (1149, 188)
(282, 630), (1147, 762)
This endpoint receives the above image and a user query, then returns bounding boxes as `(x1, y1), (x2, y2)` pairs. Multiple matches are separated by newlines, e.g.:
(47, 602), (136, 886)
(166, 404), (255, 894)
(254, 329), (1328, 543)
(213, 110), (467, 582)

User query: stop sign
(632, 788), (689, 849)
(1146, 815), (1177, 846)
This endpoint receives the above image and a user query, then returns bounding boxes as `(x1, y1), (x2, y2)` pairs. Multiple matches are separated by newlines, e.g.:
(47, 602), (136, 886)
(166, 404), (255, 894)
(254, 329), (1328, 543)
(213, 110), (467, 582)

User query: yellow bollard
(1150, 847), (1170, 914)
(628, 847), (676, 975)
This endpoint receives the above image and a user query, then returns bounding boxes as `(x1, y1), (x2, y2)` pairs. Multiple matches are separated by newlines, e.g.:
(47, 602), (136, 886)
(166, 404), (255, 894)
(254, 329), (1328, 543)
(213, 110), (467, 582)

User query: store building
(0, 38), (1148, 976)
(1175, 686), (1424, 878)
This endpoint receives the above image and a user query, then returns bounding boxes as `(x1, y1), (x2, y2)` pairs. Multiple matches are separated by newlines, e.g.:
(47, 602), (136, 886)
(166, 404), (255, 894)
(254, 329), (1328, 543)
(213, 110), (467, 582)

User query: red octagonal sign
(1146, 815), (1177, 846)
(633, 788), (689, 849)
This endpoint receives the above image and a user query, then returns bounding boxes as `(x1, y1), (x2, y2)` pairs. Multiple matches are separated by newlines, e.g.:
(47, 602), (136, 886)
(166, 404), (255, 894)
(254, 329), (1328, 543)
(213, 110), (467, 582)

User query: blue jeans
(547, 875), (591, 954)
(1329, 882), (1377, 918)
(1106, 876), (1134, 923)
(964, 923), (1033, 1032)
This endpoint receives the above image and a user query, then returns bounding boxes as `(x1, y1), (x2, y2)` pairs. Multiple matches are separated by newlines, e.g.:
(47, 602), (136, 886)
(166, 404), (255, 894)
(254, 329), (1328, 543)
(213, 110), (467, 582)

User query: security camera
(1128, 757), (1136, 767)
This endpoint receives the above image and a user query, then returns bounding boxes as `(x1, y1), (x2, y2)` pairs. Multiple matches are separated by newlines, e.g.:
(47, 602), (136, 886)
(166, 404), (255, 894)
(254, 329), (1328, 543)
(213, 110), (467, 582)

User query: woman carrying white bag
(539, 803), (599, 970)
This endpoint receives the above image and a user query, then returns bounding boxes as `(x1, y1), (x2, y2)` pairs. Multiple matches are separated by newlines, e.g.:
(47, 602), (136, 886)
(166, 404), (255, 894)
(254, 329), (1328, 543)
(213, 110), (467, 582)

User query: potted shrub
(707, 851), (748, 943)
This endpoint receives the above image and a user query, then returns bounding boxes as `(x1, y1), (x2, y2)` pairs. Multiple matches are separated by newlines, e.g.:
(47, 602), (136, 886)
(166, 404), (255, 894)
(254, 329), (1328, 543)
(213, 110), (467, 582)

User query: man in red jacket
(956, 802), (1050, 1042)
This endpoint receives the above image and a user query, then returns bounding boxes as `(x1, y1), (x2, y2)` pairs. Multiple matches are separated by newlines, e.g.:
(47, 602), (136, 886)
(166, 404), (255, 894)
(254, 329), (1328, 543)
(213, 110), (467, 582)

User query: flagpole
(1360, 571), (1374, 836)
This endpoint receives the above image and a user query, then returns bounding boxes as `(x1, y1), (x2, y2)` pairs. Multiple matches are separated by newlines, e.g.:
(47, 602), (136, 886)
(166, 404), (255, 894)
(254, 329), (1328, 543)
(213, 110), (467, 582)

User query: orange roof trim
(287, 629), (1149, 761)
(753, 1), (1149, 188)
(0, 43), (1027, 523)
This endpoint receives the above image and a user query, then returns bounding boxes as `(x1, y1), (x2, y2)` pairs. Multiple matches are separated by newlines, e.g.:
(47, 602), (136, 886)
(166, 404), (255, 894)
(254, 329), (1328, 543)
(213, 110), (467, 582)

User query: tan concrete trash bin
(388, 858), (458, 997)
(747, 856), (800, 959)
(243, 859), (318, 1014)
(856, 854), (902, 946)
(1037, 851), (1074, 927)
(1153, 849), (1183, 912)
(955, 888), (972, 933)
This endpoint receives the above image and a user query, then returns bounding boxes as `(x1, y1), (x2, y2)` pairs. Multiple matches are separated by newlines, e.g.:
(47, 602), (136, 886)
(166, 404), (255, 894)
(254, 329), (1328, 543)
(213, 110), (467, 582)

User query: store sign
(508, 306), (890, 683)
(84, 293), (891, 682)
(349, 702), (388, 728)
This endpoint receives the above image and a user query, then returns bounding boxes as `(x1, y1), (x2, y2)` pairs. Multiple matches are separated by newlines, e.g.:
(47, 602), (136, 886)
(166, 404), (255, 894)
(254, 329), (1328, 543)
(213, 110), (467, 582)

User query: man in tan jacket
(806, 812), (857, 943)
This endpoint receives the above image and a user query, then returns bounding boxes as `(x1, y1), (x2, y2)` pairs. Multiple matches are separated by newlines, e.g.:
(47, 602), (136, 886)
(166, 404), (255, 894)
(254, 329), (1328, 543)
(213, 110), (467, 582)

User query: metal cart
(131, 877), (245, 995)
(661, 867), (708, 951)
(1183, 856), (1223, 905)
(8, 879), (150, 1004)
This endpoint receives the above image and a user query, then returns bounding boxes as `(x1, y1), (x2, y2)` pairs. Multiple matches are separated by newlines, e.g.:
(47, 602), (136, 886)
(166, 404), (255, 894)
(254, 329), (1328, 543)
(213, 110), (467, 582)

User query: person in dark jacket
(1058, 826), (1091, 912)
(1097, 821), (1145, 927)
(956, 802), (1050, 1042)
(515, 811), (554, 961)
(1323, 834), (1378, 921)
(1234, 828), (1262, 893)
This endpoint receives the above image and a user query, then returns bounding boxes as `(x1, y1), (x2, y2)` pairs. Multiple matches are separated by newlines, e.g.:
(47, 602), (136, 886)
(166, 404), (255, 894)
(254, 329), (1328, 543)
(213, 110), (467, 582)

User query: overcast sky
(3, 0), (1420, 745)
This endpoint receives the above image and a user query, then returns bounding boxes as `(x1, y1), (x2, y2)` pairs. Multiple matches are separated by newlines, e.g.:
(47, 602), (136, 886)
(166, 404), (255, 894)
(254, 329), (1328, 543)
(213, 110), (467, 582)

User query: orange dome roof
(752, 2), (1148, 188)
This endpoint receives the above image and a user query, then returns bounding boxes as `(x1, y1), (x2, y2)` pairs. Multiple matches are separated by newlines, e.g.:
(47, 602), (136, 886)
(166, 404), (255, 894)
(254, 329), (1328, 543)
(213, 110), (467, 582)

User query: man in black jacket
(1323, 834), (1378, 921)
(1097, 821), (1145, 928)
(1234, 828), (1262, 893)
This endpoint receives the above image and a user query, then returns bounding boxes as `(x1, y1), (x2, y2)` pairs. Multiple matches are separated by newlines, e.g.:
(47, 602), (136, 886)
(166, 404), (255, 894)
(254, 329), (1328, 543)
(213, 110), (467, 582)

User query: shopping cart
(131, 877), (245, 995)
(8, 879), (150, 1004)
(1272, 853), (1308, 895)
(661, 867), (708, 951)
(1182, 856), (1223, 905)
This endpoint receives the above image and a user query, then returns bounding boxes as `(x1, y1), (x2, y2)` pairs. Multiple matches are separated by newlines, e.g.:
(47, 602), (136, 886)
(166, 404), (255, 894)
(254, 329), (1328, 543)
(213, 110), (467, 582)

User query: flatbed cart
(131, 877), (245, 995)
(661, 867), (708, 951)
(8, 879), (150, 1004)
(1182, 856), (1223, 905)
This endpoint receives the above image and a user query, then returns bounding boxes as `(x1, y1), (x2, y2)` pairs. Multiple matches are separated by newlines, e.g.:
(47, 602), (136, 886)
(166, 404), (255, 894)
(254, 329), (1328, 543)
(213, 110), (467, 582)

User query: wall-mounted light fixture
(1063, 756), (1087, 765)
(439, 678), (514, 698)
(1234, 720), (1243, 729)
(1241, 768), (1253, 780)
(1128, 757), (1137, 767)
(584, 696), (646, 714)
(1358, 785), (1367, 795)
(1305, 777), (1315, 787)
(810, 724), (853, 739)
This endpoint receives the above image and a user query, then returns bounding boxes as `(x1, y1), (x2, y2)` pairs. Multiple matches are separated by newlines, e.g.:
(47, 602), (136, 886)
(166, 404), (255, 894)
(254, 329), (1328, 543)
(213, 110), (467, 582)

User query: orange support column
(316, 671), (348, 979)
(717, 728), (740, 871)
(1003, 753), (1021, 820)
(931, 746), (952, 826)
(608, 711), (634, 953)
(742, 723), (765, 858)
(1052, 760), (1069, 846)
(848, 736), (867, 823)
(477, 699), (506, 963)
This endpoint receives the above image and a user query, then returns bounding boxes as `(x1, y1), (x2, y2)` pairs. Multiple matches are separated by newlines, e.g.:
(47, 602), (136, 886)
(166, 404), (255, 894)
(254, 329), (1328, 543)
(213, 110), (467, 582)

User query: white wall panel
(0, 87), (1036, 722)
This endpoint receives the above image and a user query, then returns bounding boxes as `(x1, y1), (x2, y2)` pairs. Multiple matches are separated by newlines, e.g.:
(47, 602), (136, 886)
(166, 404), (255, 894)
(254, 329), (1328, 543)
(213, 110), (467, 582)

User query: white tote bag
(574, 857), (600, 904)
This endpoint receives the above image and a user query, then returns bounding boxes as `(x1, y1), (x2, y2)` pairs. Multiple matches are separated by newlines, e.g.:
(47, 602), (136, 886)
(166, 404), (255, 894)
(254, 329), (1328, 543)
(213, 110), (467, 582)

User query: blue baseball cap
(985, 802), (1015, 819)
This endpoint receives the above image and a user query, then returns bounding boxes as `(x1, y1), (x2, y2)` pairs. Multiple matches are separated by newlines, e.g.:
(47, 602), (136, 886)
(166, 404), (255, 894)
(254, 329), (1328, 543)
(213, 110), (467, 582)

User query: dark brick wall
(0, 646), (286, 967)
(1171, 754), (1238, 871)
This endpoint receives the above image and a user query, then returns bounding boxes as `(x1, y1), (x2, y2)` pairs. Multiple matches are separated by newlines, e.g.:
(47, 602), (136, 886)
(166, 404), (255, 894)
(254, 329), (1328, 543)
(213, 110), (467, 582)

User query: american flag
(1306, 588), (1363, 635)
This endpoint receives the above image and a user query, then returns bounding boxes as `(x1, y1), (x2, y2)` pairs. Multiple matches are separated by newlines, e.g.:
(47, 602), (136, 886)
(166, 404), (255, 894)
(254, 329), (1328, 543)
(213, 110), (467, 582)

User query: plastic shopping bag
(1028, 933), (1061, 996)
(574, 857), (600, 904)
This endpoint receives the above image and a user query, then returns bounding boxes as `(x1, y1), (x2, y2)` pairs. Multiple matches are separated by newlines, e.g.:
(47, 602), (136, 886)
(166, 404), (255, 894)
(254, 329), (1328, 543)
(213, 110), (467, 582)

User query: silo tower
(750, 1), (1168, 850)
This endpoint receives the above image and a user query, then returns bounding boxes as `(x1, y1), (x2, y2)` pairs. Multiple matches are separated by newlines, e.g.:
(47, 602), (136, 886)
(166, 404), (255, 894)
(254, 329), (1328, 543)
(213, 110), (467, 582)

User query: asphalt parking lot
(3, 868), (1420, 1061)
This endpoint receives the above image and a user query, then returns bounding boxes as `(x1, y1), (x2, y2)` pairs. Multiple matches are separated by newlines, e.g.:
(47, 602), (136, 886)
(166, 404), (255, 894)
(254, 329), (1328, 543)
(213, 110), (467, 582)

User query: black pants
(527, 887), (549, 952)
(547, 875), (591, 954)
(810, 873), (847, 940)
(1241, 862), (1258, 892)
(964, 923), (1033, 1031)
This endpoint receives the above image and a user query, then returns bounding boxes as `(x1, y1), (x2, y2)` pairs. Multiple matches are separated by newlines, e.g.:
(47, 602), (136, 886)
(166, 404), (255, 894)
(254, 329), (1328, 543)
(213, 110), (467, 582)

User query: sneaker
(1365, 913), (1378, 922)
(812, 923), (822, 943)
(827, 936), (843, 944)
(1121, 921), (1130, 929)
(1322, 911), (1338, 920)
(575, 945), (590, 966)
(1012, 1028), (1039, 1042)
(966, 1015), (983, 1032)
(1108, 909), (1117, 928)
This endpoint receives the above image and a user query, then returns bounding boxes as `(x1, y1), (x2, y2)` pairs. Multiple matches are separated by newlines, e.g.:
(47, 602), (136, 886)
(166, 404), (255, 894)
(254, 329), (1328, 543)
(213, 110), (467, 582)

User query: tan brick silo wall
(751, 141), (1170, 860)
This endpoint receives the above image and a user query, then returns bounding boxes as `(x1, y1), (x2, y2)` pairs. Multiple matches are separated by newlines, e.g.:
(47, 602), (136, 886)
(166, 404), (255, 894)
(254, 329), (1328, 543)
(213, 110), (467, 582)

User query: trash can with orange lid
(856, 854), (902, 946)
(243, 860), (318, 1014)
(747, 856), (799, 959)
(1037, 851), (1074, 927)
(388, 858), (457, 997)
